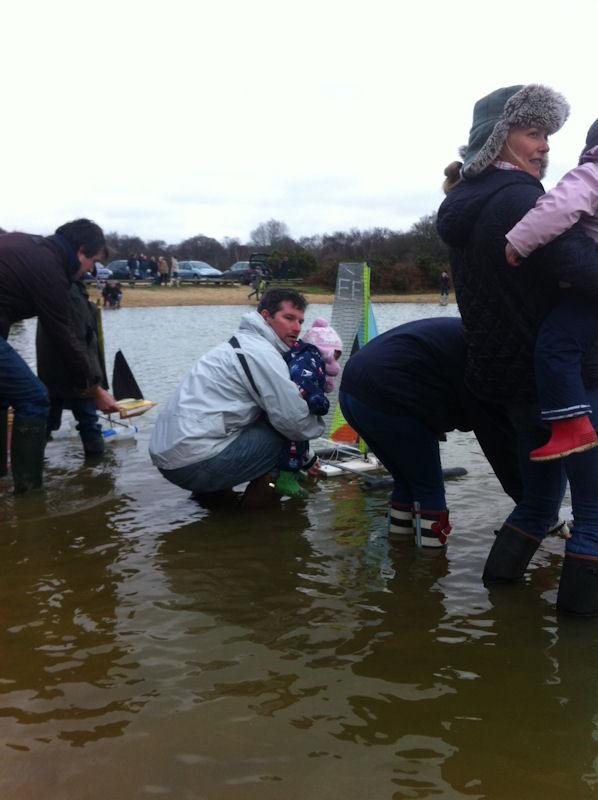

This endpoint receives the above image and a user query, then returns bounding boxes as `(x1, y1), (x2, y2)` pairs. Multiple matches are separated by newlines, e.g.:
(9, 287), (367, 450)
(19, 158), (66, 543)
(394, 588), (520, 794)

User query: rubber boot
(80, 430), (105, 458)
(388, 502), (413, 538)
(11, 417), (47, 494)
(239, 473), (278, 510)
(417, 508), (452, 548)
(274, 470), (308, 499)
(530, 416), (598, 462)
(482, 525), (541, 583)
(0, 407), (7, 478)
(557, 555), (598, 616)
(191, 488), (239, 509)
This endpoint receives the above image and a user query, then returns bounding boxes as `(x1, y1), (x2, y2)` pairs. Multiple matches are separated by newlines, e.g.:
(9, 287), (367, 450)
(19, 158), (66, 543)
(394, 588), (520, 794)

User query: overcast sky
(2, 0), (595, 245)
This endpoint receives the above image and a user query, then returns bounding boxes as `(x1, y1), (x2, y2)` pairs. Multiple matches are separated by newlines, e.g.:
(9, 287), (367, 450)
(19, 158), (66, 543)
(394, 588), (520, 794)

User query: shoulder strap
(229, 336), (261, 397)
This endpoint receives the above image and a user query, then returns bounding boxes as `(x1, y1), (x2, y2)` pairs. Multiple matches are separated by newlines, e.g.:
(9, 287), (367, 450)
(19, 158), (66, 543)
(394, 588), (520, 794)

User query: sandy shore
(88, 283), (439, 308)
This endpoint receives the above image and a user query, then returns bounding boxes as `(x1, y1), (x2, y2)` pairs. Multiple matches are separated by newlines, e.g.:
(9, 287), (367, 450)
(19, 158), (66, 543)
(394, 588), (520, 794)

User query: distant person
(279, 256), (290, 280)
(138, 253), (149, 278)
(149, 289), (325, 507)
(0, 219), (119, 493)
(102, 279), (122, 308)
(247, 266), (263, 300)
(157, 256), (169, 286)
(37, 280), (108, 458)
(148, 256), (159, 281)
(170, 256), (179, 287)
(439, 270), (450, 305)
(127, 253), (138, 287)
(260, 266), (272, 297)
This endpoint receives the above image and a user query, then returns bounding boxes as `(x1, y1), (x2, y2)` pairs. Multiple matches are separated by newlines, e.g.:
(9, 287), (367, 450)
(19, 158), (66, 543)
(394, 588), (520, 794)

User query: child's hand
(505, 242), (523, 267)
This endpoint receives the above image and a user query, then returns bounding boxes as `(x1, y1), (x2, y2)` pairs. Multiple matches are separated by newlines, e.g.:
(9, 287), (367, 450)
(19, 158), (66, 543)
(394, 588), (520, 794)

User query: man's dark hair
(54, 218), (107, 260)
(258, 288), (307, 316)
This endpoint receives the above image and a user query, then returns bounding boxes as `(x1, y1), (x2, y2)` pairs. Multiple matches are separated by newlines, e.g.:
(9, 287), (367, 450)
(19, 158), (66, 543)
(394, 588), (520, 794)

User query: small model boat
(112, 350), (157, 419)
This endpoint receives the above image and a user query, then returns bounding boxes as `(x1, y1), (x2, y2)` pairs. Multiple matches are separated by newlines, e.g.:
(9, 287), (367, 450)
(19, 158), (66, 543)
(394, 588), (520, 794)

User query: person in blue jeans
(437, 83), (598, 614)
(150, 290), (325, 508)
(0, 337), (50, 489)
(340, 317), (524, 548)
(0, 219), (119, 493)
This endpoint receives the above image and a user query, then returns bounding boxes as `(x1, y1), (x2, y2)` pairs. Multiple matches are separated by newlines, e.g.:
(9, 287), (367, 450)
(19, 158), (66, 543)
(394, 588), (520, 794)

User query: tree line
(0, 214), (450, 292)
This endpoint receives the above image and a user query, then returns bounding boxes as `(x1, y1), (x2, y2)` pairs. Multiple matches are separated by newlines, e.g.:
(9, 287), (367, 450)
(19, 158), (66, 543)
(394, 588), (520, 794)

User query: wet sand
(88, 283), (438, 308)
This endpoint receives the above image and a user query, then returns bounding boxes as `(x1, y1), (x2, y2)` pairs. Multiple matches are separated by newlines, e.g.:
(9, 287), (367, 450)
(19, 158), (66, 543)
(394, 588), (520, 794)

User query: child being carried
(506, 118), (598, 461)
(275, 318), (343, 498)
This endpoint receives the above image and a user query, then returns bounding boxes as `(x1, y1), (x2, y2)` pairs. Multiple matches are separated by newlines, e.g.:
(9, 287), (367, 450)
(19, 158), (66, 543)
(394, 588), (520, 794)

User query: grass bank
(88, 283), (442, 308)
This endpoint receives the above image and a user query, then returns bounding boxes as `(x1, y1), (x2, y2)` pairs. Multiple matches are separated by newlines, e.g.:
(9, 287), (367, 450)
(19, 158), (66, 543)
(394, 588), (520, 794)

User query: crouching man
(149, 289), (325, 506)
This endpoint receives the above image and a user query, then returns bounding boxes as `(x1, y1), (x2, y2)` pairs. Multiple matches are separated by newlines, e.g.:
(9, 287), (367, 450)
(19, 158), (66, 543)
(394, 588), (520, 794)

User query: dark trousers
(47, 397), (102, 441)
(339, 390), (446, 509)
(0, 336), (49, 421)
(535, 297), (598, 420)
(505, 389), (598, 557)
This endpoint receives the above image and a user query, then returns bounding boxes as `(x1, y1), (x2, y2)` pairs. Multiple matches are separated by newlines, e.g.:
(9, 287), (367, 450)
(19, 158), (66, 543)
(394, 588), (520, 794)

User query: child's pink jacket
(506, 161), (598, 257)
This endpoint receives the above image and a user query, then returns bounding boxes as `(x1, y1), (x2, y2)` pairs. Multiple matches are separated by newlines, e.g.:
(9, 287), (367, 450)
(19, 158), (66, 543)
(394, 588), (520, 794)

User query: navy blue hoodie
(340, 317), (523, 502)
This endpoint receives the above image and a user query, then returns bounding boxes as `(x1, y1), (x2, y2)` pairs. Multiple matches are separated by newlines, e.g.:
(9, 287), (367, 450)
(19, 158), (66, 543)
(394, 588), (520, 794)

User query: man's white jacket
(149, 311), (325, 469)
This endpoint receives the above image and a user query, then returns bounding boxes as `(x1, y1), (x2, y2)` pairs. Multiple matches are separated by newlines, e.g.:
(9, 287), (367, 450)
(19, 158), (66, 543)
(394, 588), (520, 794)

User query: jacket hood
(236, 310), (290, 355)
(437, 168), (541, 248)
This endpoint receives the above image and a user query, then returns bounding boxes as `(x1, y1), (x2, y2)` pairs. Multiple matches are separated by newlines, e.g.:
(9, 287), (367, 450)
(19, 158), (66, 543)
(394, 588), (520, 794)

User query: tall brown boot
(239, 473), (278, 510)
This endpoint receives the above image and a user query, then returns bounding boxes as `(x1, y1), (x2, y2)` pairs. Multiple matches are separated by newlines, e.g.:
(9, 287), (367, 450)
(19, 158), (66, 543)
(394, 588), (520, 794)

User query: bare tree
(250, 219), (290, 248)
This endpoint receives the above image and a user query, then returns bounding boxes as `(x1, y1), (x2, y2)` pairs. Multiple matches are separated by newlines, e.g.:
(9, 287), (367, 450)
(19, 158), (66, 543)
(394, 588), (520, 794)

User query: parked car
(83, 263), (113, 282)
(107, 259), (139, 280)
(177, 260), (222, 282)
(215, 261), (254, 285)
(249, 253), (270, 269)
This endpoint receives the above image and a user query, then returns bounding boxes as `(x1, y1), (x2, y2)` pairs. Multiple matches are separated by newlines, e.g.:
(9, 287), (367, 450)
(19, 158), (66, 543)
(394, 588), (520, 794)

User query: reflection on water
(2, 304), (598, 799)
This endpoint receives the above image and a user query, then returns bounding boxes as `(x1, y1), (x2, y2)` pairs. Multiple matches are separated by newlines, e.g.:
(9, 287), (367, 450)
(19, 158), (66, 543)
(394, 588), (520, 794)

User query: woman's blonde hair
(442, 161), (463, 194)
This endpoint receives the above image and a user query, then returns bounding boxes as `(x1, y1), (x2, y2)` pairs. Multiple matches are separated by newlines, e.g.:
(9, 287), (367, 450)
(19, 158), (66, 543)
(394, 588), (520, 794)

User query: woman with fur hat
(437, 84), (598, 615)
(504, 119), (598, 462)
(274, 317), (342, 499)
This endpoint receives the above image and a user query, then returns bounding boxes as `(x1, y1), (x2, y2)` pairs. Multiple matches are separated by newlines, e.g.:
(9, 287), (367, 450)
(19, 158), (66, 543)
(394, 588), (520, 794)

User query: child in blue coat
(275, 318), (342, 498)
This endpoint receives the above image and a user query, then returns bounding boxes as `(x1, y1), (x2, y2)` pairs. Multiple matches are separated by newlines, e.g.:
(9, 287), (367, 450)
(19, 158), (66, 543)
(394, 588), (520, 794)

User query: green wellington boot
(11, 417), (47, 494)
(0, 407), (8, 478)
(274, 470), (308, 499)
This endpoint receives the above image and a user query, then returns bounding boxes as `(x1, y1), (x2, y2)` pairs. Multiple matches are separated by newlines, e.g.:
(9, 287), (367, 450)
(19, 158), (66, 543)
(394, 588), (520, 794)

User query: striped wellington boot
(415, 508), (452, 548)
(388, 502), (413, 538)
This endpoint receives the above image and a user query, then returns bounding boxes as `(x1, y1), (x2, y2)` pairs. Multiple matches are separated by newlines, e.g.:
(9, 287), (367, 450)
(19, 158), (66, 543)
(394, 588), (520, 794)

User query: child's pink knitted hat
(303, 318), (343, 354)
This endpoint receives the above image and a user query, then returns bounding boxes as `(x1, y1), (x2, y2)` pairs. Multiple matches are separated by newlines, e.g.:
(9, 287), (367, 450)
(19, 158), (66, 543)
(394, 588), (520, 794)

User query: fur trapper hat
(460, 84), (570, 179)
(302, 318), (343, 357)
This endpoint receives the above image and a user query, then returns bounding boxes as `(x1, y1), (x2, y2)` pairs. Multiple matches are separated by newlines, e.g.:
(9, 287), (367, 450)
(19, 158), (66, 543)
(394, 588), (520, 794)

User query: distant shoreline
(88, 284), (444, 308)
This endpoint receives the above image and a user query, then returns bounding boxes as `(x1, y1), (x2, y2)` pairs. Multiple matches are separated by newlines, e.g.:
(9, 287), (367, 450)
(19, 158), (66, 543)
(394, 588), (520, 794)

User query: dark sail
(112, 350), (143, 401)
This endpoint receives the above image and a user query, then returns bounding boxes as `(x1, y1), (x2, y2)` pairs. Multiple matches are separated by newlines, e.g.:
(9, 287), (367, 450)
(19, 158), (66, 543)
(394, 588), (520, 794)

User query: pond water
(2, 303), (597, 800)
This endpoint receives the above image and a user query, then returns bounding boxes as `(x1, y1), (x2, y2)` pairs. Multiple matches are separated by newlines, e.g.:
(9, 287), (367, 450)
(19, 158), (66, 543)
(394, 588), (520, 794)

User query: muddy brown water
(1, 304), (596, 800)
